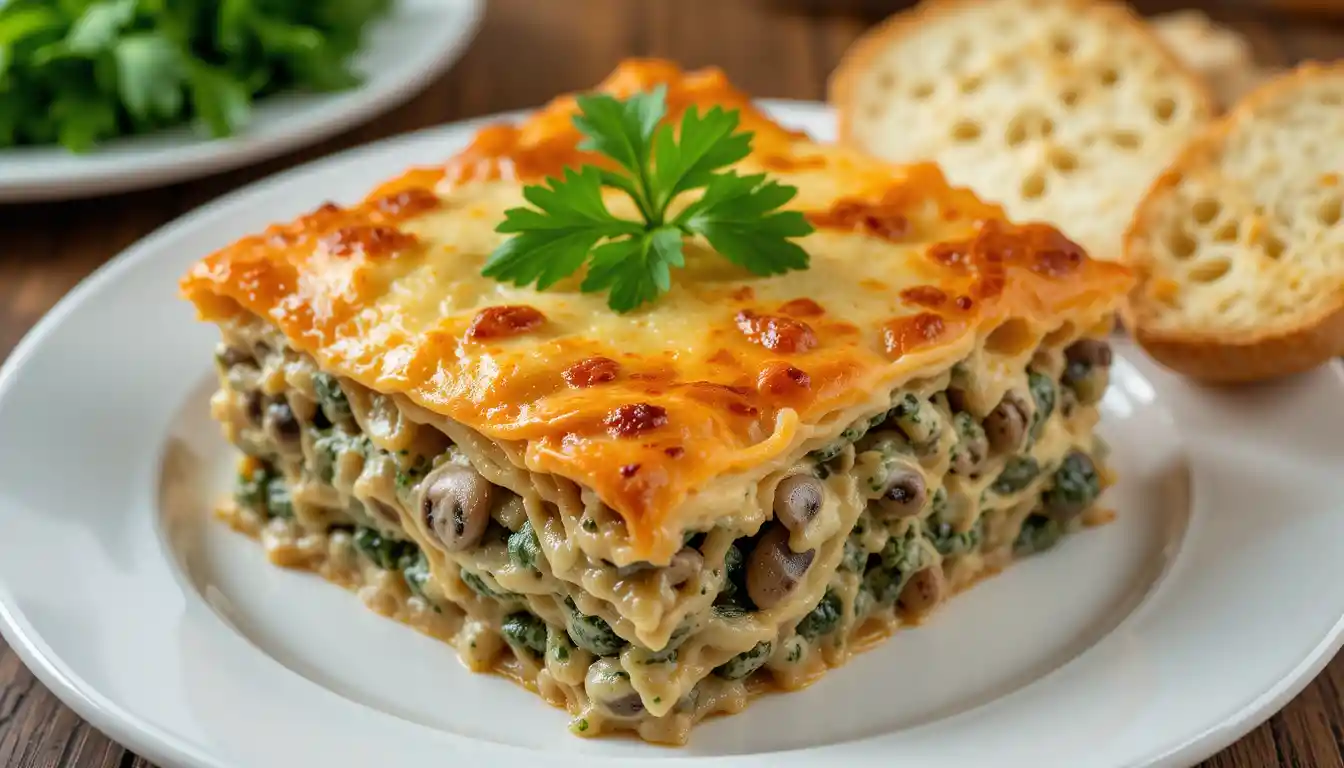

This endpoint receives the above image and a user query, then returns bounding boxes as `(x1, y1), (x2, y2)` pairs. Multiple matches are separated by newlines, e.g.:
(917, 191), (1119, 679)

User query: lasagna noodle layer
(213, 314), (1113, 743)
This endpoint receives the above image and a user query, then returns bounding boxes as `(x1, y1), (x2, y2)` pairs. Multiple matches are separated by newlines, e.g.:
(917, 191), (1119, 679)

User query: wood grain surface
(1, 1), (1342, 766)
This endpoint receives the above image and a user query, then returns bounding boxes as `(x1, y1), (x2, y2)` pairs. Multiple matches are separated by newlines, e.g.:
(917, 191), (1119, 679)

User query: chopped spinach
(859, 431), (916, 495)
(507, 519), (542, 570)
(352, 526), (416, 571)
(852, 582), (874, 619)
(235, 465), (292, 520)
(949, 411), (988, 474)
(891, 393), (941, 447)
(840, 424), (868, 443)
(235, 466), (271, 510)
(402, 549), (432, 599)
(714, 641), (772, 680)
(312, 432), (344, 483)
(880, 526), (925, 572)
(1042, 450), (1101, 521)
(809, 440), (846, 463)
(634, 623), (687, 664)
(313, 431), (374, 484)
(930, 487), (948, 517)
(813, 459), (832, 480)
(547, 626), (576, 663)
(925, 515), (983, 557)
(1027, 370), (1056, 440)
(1014, 514), (1063, 556)
(564, 598), (626, 655)
(264, 479), (294, 519)
(893, 393), (922, 420)
(992, 456), (1041, 495)
(501, 612), (548, 656)
(461, 568), (514, 600)
(1061, 340), (1113, 405)
(312, 372), (351, 421)
(863, 528), (926, 605)
(841, 534), (868, 573)
(812, 408), (890, 463)
(665, 622), (692, 649)
(715, 543), (752, 609)
(713, 604), (748, 620)
(862, 565), (903, 606)
(642, 647), (678, 664)
(395, 455), (430, 492)
(795, 589), (842, 640)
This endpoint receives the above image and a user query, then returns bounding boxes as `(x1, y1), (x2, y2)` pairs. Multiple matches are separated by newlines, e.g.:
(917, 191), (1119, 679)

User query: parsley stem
(632, 187), (658, 226)
(639, 166), (662, 226)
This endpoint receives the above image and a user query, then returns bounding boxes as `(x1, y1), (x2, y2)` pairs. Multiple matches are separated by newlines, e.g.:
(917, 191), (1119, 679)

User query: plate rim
(1, 99), (1342, 768)
(0, 0), (484, 204)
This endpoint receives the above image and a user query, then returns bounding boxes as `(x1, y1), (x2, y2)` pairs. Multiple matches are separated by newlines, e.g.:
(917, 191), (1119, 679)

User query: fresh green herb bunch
(482, 85), (816, 312)
(0, 0), (390, 152)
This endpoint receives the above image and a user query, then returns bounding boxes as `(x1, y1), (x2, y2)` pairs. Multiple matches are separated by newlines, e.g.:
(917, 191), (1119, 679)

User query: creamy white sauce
(211, 318), (1112, 744)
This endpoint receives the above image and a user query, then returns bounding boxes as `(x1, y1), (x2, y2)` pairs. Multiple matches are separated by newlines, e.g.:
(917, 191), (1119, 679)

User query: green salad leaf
(0, 0), (391, 152)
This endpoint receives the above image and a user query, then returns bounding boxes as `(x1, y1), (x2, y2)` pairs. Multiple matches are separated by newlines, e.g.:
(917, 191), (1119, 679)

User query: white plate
(0, 0), (482, 203)
(1, 102), (1343, 768)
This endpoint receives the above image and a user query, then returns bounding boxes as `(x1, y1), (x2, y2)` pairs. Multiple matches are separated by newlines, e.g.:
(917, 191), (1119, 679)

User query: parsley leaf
(676, 172), (813, 275)
(484, 165), (645, 291)
(582, 227), (685, 312)
(482, 89), (815, 312)
(573, 85), (664, 177)
(652, 104), (752, 205)
(572, 87), (664, 223)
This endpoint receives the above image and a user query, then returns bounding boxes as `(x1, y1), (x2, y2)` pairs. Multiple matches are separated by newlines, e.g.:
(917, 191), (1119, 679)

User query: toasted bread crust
(1123, 62), (1344, 383)
(1124, 301), (1344, 383)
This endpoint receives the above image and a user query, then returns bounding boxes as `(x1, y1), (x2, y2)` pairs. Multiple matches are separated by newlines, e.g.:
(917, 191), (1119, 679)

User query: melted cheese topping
(181, 59), (1133, 562)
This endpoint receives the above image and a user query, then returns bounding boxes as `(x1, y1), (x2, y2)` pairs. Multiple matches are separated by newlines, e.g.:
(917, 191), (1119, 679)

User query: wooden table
(1, 1), (1342, 765)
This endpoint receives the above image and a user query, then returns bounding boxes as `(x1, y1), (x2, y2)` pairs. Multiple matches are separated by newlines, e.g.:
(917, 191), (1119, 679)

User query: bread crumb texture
(831, 0), (1213, 263)
(1151, 10), (1270, 112)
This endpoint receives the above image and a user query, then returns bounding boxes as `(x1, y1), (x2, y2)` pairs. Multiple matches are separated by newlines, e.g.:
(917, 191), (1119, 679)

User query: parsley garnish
(482, 85), (815, 312)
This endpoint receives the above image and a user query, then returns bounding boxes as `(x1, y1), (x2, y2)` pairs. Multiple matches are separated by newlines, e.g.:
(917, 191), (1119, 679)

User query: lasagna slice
(181, 59), (1133, 745)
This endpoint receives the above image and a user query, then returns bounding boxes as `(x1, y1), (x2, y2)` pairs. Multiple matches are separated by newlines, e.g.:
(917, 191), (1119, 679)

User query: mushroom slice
(773, 474), (824, 532)
(746, 524), (816, 609)
(418, 463), (493, 552)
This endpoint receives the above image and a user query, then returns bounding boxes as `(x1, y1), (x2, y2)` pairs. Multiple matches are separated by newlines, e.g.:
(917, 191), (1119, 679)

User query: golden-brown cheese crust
(182, 59), (1133, 559)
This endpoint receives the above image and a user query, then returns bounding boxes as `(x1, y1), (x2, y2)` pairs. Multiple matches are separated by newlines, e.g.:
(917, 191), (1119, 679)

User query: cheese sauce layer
(181, 59), (1133, 560)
